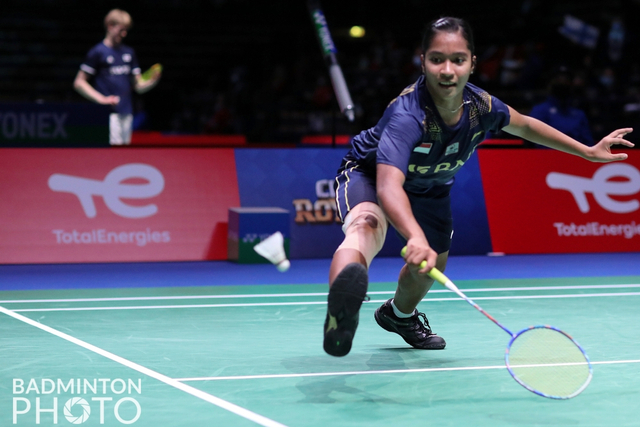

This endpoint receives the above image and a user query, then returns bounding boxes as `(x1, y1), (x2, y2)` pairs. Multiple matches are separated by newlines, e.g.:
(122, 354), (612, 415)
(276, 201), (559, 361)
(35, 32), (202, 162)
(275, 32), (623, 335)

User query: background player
(323, 16), (634, 357)
(73, 9), (161, 145)
(528, 66), (594, 147)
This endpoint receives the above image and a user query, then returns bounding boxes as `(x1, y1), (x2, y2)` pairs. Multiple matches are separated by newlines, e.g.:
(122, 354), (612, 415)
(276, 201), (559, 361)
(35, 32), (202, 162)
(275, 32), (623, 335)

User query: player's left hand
(149, 68), (162, 82)
(588, 128), (634, 162)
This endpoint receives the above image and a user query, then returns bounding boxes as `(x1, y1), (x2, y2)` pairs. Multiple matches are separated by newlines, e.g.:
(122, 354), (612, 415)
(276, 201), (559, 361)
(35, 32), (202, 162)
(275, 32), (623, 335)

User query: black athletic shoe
(323, 263), (369, 357)
(374, 299), (446, 349)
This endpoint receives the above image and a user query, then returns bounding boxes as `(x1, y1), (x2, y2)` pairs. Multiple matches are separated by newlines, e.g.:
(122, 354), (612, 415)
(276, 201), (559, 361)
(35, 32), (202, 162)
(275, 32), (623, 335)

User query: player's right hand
(101, 95), (120, 106)
(403, 238), (437, 274)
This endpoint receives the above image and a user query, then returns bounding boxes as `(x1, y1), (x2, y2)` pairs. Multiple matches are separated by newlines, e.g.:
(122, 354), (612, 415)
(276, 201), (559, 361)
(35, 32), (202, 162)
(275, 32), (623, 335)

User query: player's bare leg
(329, 248), (366, 286)
(394, 251), (449, 313)
(324, 202), (386, 357)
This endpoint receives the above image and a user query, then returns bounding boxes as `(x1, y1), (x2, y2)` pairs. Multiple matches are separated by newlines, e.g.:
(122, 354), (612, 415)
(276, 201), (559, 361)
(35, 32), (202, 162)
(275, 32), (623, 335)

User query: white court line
(0, 305), (289, 427)
(10, 291), (640, 312)
(1, 283), (639, 304)
(175, 359), (640, 382)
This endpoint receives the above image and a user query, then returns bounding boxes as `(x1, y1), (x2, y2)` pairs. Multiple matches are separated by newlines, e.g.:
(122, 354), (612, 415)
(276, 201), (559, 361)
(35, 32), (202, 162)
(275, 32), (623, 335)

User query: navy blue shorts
(335, 163), (453, 254)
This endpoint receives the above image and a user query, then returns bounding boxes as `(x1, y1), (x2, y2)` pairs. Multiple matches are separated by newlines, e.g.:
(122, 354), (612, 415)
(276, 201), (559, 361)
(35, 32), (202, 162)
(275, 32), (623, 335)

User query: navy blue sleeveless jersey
(343, 75), (510, 195)
(80, 42), (141, 115)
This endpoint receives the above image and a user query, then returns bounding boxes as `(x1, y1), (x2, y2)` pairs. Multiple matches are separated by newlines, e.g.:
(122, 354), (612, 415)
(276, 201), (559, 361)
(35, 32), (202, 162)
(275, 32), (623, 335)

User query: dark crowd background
(2, 0), (640, 144)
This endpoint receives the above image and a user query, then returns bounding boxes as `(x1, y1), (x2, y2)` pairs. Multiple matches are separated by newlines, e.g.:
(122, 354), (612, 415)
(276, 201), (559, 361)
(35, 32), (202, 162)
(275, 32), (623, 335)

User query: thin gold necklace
(435, 100), (470, 114)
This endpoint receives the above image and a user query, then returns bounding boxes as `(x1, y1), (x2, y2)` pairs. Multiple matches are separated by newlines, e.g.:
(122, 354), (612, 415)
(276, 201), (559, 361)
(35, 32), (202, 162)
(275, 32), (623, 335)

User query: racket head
(505, 325), (593, 399)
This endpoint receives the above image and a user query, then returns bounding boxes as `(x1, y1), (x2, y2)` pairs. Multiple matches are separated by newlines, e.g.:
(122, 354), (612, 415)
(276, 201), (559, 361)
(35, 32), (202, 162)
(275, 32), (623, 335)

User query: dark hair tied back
(421, 17), (475, 55)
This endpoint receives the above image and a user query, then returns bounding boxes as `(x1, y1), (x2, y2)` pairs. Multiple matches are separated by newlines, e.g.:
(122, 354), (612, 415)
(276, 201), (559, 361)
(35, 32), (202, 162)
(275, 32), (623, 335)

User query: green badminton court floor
(0, 254), (639, 427)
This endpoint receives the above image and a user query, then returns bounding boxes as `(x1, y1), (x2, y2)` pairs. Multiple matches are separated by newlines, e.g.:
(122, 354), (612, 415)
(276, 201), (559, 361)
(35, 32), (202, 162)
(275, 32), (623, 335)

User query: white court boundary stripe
(0, 305), (289, 427)
(10, 291), (640, 312)
(2, 283), (639, 304)
(175, 359), (640, 382)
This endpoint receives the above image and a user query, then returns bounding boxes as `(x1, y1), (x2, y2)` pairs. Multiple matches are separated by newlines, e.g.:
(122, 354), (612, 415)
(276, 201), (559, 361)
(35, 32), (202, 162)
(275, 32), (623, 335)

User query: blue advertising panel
(235, 148), (491, 259)
(449, 151), (493, 255)
(235, 148), (348, 259)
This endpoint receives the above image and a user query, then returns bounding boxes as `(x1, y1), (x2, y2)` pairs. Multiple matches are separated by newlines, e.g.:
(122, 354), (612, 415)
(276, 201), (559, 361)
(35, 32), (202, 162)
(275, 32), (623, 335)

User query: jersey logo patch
(445, 142), (459, 156)
(413, 142), (433, 154)
(122, 53), (132, 62)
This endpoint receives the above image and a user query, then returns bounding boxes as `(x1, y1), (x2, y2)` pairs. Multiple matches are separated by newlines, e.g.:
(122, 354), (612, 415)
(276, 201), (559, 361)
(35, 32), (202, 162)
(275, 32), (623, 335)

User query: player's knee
(351, 213), (380, 233)
(363, 214), (379, 230)
(337, 207), (387, 266)
(348, 211), (386, 250)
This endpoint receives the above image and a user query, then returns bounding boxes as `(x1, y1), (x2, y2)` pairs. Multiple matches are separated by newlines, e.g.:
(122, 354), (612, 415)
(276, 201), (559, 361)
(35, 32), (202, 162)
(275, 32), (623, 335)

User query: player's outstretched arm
(502, 106), (634, 162)
(376, 163), (437, 273)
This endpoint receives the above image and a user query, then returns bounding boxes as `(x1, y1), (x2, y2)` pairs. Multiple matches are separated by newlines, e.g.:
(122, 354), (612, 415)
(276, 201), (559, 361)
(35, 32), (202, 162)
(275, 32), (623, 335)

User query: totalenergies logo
(48, 164), (165, 218)
(546, 163), (640, 214)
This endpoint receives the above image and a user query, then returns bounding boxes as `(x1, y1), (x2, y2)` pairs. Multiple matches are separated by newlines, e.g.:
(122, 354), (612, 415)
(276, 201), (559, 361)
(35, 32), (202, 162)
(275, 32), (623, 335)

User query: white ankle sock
(391, 299), (415, 318)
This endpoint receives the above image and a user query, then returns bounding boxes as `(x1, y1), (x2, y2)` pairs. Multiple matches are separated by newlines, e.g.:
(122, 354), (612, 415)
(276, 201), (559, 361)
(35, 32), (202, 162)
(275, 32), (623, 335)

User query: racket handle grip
(427, 267), (449, 285)
(400, 246), (448, 285)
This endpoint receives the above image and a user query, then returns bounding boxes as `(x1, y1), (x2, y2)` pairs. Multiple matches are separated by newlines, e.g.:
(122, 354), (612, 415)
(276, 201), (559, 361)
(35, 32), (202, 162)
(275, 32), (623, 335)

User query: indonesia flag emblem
(414, 142), (433, 154)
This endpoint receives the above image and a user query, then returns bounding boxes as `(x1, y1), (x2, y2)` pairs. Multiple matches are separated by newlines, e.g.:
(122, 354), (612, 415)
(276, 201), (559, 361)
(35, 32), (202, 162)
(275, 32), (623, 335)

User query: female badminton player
(323, 16), (634, 357)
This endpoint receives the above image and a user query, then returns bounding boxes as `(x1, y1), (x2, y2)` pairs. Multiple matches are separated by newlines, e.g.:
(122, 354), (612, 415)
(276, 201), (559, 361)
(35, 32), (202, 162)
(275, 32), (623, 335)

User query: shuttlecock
(253, 232), (290, 272)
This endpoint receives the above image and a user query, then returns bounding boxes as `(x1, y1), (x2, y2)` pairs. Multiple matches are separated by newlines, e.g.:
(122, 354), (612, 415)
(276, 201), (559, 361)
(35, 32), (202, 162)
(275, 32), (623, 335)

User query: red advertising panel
(0, 148), (239, 263)
(479, 149), (640, 254)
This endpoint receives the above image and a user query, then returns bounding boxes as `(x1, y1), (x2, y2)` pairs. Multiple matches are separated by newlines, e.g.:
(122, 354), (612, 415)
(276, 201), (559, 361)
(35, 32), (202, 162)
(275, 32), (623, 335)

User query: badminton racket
(140, 63), (162, 82)
(307, 0), (355, 122)
(401, 247), (593, 399)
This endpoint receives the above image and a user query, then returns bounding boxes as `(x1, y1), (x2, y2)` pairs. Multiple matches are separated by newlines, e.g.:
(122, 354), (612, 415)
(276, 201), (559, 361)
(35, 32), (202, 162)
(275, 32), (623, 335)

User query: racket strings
(507, 327), (592, 399)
